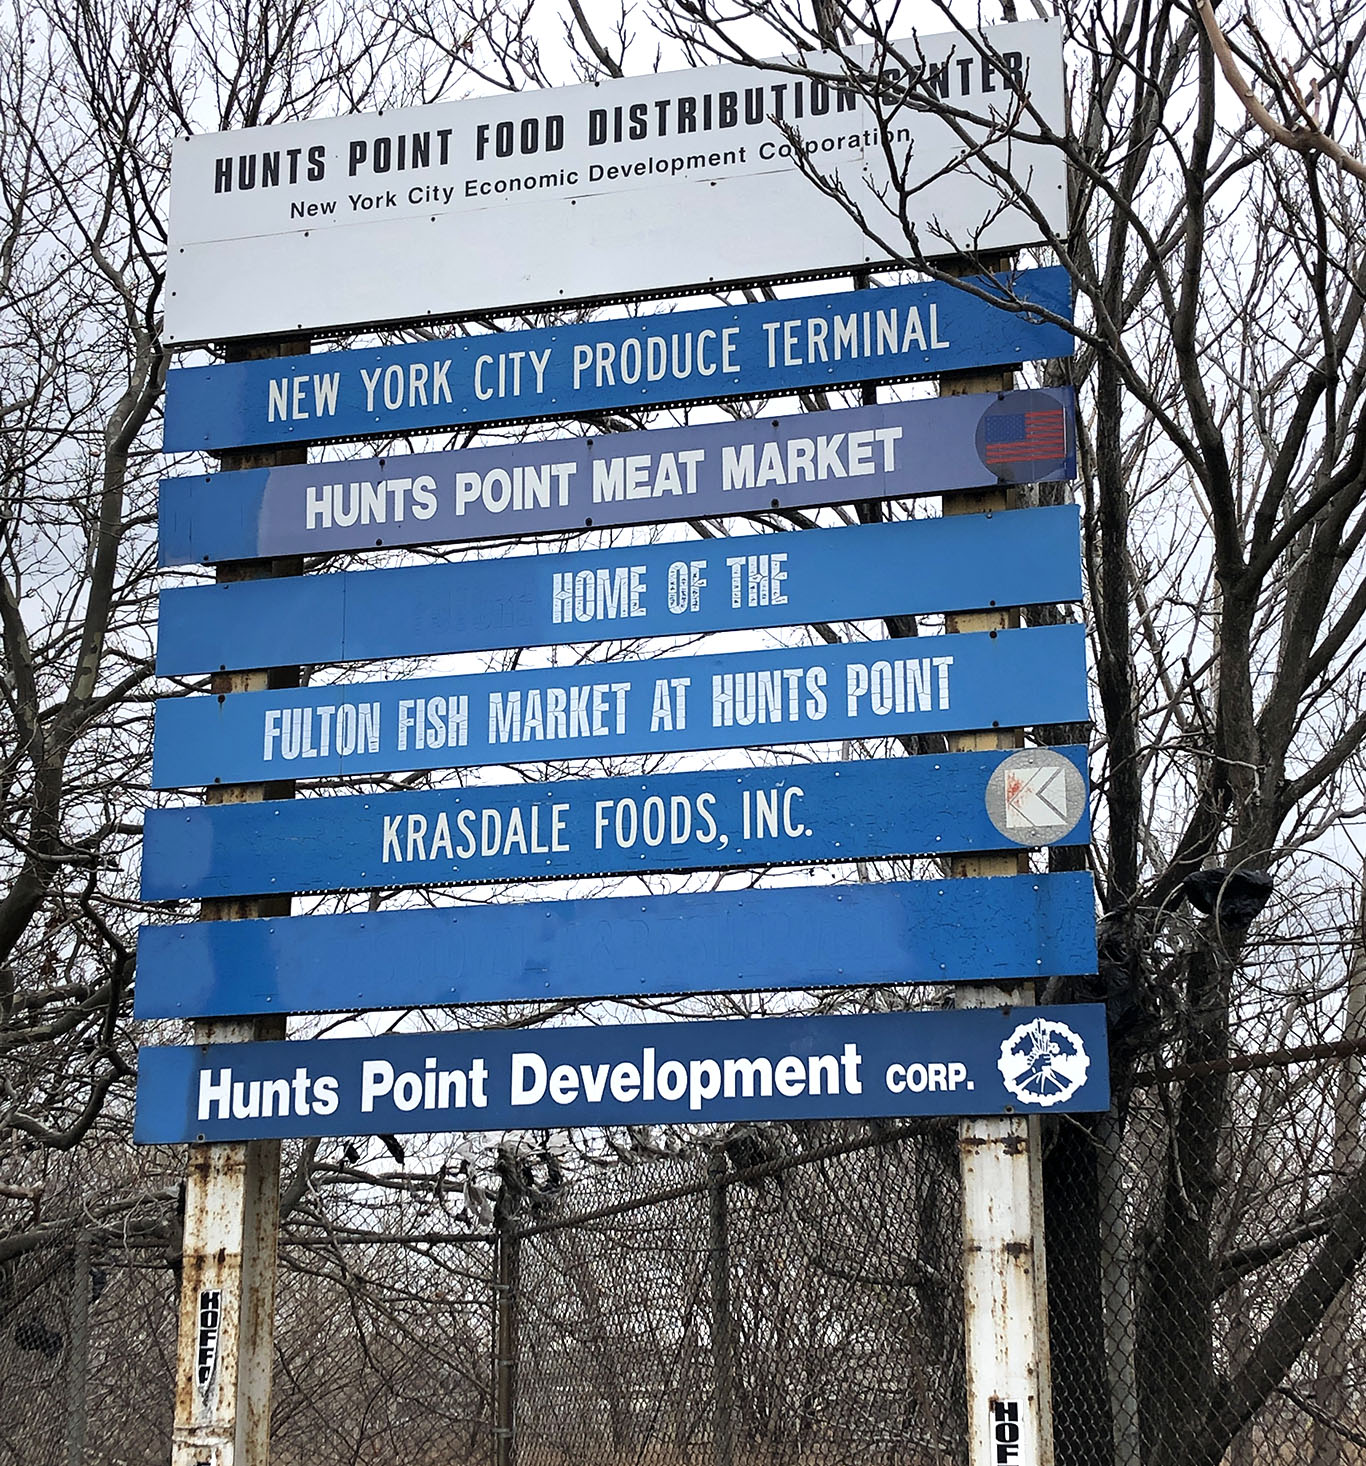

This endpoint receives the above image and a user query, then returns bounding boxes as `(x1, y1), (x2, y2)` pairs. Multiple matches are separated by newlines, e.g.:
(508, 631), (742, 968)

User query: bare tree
(6, 0), (1366, 1462)
(638, 1), (1366, 1462)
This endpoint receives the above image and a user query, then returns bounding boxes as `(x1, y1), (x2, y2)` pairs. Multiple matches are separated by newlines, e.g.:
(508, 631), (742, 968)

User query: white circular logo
(997, 1018), (1091, 1107)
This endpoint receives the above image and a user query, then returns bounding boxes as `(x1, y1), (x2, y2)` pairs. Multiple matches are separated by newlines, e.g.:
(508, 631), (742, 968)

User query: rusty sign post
(942, 264), (1059, 1466)
(169, 341), (305, 1466)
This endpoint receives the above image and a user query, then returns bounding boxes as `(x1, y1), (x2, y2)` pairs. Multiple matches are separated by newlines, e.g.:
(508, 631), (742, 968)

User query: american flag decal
(982, 407), (1067, 466)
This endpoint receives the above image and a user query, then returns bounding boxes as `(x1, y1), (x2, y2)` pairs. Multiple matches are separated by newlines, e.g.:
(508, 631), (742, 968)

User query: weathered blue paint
(140, 747), (1090, 901)
(149, 623), (1089, 788)
(161, 268), (1074, 452)
(156, 390), (1076, 565)
(155, 506), (1082, 675)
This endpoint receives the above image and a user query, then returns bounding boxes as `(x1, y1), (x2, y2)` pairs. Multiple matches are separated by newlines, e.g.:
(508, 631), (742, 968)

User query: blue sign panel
(150, 623), (1088, 789)
(141, 747), (1090, 902)
(157, 390), (1076, 566)
(162, 268), (1074, 452)
(133, 871), (1096, 1020)
(133, 1004), (1111, 1143)
(156, 506), (1082, 677)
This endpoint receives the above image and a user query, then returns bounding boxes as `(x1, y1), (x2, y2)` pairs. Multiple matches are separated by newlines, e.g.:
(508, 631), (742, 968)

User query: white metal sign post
(171, 742), (286, 1466)
(942, 296), (1054, 1466)
(168, 347), (306, 1466)
(173, 1046), (281, 1466)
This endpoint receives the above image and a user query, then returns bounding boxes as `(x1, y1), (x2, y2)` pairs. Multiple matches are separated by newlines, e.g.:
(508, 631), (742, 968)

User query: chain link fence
(507, 1119), (964, 1466)
(2, 1045), (1363, 1465)
(0, 1229), (176, 1465)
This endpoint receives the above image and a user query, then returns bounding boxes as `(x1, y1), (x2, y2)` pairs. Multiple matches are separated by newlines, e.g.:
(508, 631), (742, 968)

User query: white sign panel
(164, 20), (1066, 344)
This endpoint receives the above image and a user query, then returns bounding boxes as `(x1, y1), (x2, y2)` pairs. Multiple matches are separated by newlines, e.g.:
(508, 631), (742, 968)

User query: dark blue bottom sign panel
(133, 873), (1096, 1020)
(151, 624), (1088, 788)
(133, 1005), (1111, 1144)
(141, 749), (1090, 902)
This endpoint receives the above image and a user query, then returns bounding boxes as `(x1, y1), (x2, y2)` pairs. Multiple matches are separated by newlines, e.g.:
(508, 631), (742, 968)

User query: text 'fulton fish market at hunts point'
(162, 19), (1065, 341)
(150, 625), (1089, 788)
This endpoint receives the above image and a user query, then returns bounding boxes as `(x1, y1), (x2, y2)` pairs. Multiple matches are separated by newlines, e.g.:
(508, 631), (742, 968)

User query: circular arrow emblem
(998, 1018), (1091, 1107)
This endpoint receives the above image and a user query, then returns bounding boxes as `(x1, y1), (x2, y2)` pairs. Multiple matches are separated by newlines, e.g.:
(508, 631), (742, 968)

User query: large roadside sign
(146, 20), (1090, 1465)
(163, 20), (1065, 344)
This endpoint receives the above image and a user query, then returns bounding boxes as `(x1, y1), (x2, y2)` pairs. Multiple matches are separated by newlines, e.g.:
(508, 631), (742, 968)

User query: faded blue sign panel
(157, 390), (1076, 566)
(133, 870), (1097, 1020)
(161, 268), (1074, 452)
(156, 505), (1082, 676)
(140, 747), (1091, 902)
(150, 623), (1089, 789)
(133, 1003), (1111, 1144)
